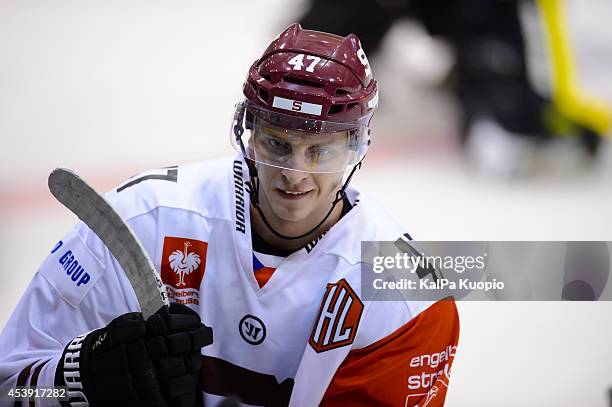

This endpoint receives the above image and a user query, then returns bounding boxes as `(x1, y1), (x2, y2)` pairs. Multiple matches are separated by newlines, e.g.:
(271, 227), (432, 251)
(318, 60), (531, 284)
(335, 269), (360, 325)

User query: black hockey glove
(55, 303), (213, 407)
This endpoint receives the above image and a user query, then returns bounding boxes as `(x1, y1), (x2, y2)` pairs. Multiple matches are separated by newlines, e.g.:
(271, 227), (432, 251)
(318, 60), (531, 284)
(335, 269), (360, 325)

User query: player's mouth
(276, 188), (313, 200)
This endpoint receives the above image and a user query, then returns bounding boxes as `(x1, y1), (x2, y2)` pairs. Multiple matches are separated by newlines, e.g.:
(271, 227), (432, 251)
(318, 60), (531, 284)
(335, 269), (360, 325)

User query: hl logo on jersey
(309, 279), (363, 353)
(160, 237), (208, 305)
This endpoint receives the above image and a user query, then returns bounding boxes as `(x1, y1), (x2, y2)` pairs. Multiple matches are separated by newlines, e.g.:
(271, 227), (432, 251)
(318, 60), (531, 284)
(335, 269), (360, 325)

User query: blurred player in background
(299, 0), (612, 176)
(0, 24), (459, 406)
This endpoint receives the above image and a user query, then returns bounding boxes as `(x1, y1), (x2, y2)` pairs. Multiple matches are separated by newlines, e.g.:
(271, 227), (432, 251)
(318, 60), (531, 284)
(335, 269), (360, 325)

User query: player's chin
(268, 189), (322, 221)
(273, 204), (311, 223)
(272, 200), (316, 223)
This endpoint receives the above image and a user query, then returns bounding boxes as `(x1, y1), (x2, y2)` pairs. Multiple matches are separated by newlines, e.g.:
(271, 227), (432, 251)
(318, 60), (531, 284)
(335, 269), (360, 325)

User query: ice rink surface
(1, 0), (611, 405)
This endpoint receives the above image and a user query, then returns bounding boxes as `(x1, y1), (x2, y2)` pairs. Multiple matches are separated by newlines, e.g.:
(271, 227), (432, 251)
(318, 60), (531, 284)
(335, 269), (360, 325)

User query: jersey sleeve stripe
(12, 362), (34, 407)
(27, 360), (49, 407)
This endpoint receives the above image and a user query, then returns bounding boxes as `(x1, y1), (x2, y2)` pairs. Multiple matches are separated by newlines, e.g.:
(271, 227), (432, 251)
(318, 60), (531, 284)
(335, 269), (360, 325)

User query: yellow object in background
(537, 0), (612, 137)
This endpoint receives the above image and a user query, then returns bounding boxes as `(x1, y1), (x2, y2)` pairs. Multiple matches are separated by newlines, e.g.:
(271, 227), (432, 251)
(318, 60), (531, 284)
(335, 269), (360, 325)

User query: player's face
(252, 126), (346, 225)
(256, 162), (343, 224)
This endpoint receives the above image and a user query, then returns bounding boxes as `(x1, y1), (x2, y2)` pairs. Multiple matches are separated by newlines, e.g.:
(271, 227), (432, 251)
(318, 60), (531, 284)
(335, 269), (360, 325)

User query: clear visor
(230, 101), (370, 173)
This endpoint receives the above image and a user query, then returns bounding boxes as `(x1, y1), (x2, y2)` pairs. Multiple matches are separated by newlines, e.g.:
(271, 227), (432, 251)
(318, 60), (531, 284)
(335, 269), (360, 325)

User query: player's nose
(280, 167), (310, 185)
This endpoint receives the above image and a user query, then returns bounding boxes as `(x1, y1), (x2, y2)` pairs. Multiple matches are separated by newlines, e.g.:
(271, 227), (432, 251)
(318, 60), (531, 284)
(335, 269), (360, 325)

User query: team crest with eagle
(160, 236), (208, 306)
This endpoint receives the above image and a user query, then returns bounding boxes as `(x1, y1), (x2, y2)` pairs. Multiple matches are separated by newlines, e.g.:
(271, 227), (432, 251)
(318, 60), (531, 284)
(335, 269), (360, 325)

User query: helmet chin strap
(233, 110), (363, 241)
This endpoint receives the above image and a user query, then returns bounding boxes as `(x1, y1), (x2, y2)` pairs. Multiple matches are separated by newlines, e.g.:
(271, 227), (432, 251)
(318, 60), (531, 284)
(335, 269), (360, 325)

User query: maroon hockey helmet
(232, 23), (379, 173)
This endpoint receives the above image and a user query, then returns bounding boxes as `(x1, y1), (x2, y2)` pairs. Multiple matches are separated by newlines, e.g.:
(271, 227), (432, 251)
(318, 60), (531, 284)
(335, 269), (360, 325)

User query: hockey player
(0, 24), (459, 406)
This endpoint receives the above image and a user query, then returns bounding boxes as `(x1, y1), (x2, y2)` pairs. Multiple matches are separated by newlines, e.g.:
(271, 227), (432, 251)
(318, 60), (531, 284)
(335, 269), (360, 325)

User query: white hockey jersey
(0, 156), (459, 407)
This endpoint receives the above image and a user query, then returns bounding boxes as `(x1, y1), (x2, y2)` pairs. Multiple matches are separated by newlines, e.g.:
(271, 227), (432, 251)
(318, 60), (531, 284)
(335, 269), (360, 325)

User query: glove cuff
(54, 329), (101, 407)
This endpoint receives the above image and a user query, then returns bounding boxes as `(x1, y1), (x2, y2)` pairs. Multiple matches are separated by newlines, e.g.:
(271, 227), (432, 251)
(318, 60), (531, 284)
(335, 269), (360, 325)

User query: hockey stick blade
(48, 168), (169, 319)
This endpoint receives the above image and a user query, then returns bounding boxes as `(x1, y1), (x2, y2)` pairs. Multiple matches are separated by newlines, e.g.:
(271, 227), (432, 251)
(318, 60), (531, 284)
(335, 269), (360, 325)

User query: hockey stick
(48, 168), (169, 319)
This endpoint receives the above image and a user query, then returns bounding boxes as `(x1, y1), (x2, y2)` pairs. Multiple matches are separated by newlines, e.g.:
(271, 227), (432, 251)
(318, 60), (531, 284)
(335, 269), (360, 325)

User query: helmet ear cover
(245, 110), (255, 131)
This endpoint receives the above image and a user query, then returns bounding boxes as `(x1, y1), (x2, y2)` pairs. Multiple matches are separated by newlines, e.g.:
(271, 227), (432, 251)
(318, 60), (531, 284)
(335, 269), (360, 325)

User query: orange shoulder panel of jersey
(320, 298), (460, 407)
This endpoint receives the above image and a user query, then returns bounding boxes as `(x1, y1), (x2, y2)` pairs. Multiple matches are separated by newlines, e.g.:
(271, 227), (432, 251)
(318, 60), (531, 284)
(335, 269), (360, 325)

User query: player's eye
(266, 137), (291, 155)
(306, 145), (333, 162)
